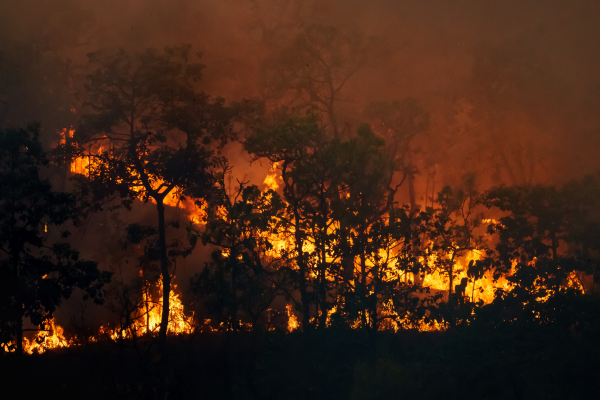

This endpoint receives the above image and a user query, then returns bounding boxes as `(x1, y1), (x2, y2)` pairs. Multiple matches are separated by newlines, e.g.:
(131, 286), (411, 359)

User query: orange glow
(422, 250), (512, 304)
(62, 128), (207, 225)
(100, 279), (194, 340)
(263, 162), (282, 191)
(287, 304), (299, 332)
(0, 318), (75, 355)
(23, 318), (72, 354)
(150, 181), (208, 225)
(17, 131), (579, 347)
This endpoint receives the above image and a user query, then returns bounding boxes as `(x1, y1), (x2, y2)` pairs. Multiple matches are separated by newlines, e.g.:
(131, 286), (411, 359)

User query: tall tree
(265, 24), (377, 136)
(190, 180), (289, 331)
(72, 45), (238, 348)
(432, 185), (484, 290)
(246, 119), (411, 330)
(246, 116), (349, 328)
(0, 124), (110, 355)
(331, 125), (420, 332)
(364, 98), (430, 213)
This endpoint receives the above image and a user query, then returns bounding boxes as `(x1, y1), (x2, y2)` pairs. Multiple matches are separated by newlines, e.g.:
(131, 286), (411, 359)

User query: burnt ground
(1, 325), (598, 400)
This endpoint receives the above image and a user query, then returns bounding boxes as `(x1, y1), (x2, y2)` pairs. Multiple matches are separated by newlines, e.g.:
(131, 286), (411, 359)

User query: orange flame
(100, 279), (194, 340)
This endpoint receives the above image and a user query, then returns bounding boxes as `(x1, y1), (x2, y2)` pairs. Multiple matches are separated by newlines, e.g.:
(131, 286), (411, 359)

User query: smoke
(3, 0), (600, 330)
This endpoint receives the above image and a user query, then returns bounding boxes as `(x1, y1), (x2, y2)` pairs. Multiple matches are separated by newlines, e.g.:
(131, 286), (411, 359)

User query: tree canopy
(71, 45), (241, 348)
(0, 124), (110, 354)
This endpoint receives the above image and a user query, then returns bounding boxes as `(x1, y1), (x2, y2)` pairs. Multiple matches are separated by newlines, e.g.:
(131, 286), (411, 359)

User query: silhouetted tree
(0, 124), (110, 355)
(426, 184), (485, 300)
(329, 125), (414, 331)
(71, 45), (239, 349)
(364, 98), (430, 213)
(266, 24), (378, 136)
(190, 179), (289, 331)
(246, 115), (354, 328)
(479, 177), (600, 326)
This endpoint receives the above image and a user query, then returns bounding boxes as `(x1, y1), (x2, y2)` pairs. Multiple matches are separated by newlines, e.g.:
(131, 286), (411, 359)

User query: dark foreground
(1, 323), (598, 400)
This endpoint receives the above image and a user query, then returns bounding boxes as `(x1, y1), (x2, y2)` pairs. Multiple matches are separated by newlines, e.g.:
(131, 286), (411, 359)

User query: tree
(246, 115), (351, 328)
(363, 99), (430, 292)
(364, 98), (430, 214)
(0, 124), (110, 355)
(265, 24), (377, 136)
(190, 181), (289, 331)
(425, 183), (486, 315)
(327, 125), (409, 330)
(71, 45), (239, 348)
(189, 178), (289, 399)
(341, 202), (429, 339)
(246, 119), (417, 331)
(478, 177), (600, 326)
(463, 33), (559, 186)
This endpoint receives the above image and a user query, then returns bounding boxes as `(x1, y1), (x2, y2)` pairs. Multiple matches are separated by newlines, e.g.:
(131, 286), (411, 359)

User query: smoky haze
(2, 0), (600, 328)
(2, 0), (600, 183)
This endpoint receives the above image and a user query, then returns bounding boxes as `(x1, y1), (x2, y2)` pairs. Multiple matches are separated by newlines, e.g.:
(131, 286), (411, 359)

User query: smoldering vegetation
(1, 1), (600, 399)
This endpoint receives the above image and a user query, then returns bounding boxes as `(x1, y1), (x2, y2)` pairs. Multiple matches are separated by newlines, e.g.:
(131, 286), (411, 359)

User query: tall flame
(100, 279), (194, 341)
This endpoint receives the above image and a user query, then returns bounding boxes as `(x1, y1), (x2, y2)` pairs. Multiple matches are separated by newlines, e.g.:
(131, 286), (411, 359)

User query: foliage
(190, 180), (289, 331)
(476, 177), (600, 326)
(0, 124), (110, 353)
(364, 98), (430, 169)
(70, 45), (241, 347)
(247, 117), (432, 332)
(265, 24), (379, 135)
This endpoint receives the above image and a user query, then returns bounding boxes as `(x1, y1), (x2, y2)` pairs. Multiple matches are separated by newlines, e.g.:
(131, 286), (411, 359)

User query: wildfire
(101, 279), (194, 341)
(23, 318), (72, 354)
(1, 318), (73, 354)
(263, 162), (282, 191)
(422, 250), (511, 304)
(2, 279), (195, 354)
(61, 128), (208, 225)
(57, 127), (74, 146)
(13, 128), (574, 355)
(150, 181), (208, 225)
(287, 304), (299, 332)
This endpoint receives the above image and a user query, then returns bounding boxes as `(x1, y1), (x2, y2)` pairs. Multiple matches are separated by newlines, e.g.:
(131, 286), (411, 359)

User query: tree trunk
(317, 190), (330, 329)
(16, 303), (24, 399)
(16, 306), (23, 355)
(407, 153), (423, 286)
(145, 284), (150, 335)
(448, 265), (454, 297)
(408, 179), (416, 216)
(297, 258), (311, 330)
(340, 224), (354, 297)
(448, 252), (456, 297)
(293, 204), (311, 330)
(318, 214), (328, 328)
(360, 251), (367, 329)
(318, 246), (328, 328)
(15, 252), (23, 355)
(157, 200), (170, 350)
(230, 247), (238, 332)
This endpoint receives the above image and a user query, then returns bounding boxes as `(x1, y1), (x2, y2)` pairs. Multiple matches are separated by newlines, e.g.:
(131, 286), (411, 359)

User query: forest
(1, 1), (600, 399)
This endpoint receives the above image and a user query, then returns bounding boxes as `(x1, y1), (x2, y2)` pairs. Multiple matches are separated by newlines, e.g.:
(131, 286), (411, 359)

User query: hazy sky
(2, 0), (600, 183)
